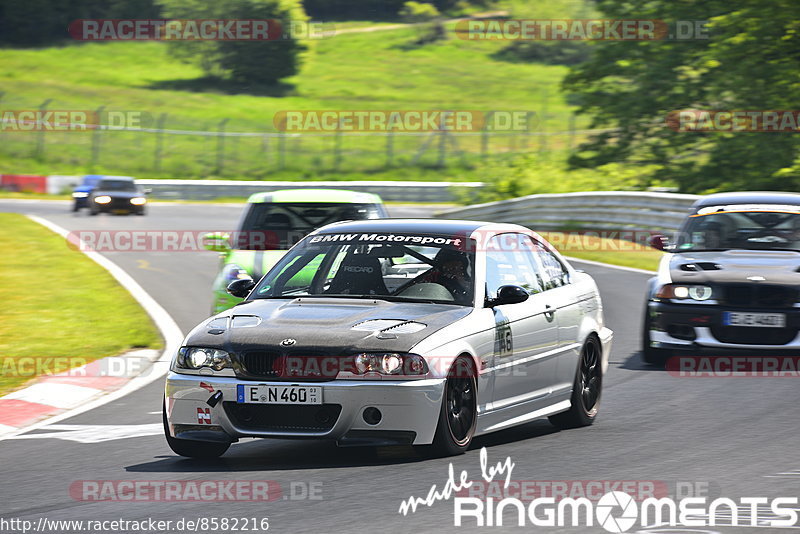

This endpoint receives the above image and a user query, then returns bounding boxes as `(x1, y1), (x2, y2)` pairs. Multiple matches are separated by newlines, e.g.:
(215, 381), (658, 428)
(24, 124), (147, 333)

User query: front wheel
(428, 357), (477, 457)
(641, 311), (671, 366)
(163, 400), (230, 459)
(549, 336), (602, 429)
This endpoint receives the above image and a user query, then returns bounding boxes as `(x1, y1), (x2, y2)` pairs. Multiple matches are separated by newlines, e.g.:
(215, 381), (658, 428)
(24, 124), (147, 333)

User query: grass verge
(541, 231), (662, 272)
(0, 213), (162, 395)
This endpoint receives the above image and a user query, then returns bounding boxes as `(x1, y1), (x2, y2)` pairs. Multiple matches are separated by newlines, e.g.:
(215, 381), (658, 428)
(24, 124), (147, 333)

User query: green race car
(205, 189), (388, 314)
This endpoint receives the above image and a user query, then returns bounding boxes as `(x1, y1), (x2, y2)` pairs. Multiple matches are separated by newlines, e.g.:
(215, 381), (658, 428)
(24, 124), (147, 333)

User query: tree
(563, 0), (800, 193)
(157, 0), (307, 85)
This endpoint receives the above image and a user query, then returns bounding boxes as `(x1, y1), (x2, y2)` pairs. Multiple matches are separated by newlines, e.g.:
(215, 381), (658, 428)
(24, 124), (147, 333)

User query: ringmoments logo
(398, 448), (799, 530)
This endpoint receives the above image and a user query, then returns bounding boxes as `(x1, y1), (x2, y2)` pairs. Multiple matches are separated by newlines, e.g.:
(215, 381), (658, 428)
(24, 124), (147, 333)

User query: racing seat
(326, 254), (388, 296)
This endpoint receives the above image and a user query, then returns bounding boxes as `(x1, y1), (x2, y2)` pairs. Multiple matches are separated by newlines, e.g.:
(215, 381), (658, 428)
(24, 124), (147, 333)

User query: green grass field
(0, 16), (589, 179)
(0, 213), (161, 395)
(543, 231), (662, 271)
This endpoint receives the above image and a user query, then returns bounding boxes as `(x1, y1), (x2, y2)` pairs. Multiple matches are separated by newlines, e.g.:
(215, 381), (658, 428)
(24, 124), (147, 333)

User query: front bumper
(165, 372), (445, 446)
(647, 301), (800, 352)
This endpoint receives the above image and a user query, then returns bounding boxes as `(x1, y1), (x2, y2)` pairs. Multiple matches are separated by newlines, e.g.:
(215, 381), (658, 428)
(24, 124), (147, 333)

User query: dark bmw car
(643, 191), (800, 363)
(88, 176), (148, 215)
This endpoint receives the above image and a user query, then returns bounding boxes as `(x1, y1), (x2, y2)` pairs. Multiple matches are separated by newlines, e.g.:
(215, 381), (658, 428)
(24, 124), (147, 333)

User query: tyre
(162, 400), (230, 459)
(89, 207), (98, 216)
(641, 311), (671, 366)
(72, 202), (79, 212)
(428, 356), (477, 456)
(549, 336), (602, 429)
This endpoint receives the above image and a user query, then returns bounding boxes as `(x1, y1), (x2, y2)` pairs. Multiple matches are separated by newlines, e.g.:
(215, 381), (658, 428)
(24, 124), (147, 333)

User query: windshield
(97, 179), (136, 191)
(676, 206), (800, 252)
(252, 232), (475, 306)
(235, 202), (384, 250)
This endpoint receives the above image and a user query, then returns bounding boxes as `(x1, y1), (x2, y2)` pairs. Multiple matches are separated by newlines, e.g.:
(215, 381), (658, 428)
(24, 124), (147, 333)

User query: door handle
(544, 305), (556, 319)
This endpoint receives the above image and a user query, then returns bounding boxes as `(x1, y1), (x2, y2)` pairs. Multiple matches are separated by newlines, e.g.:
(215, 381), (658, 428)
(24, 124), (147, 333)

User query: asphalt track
(1, 200), (798, 534)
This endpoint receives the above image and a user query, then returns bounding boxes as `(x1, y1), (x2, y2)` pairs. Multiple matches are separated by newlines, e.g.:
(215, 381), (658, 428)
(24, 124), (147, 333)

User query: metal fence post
(334, 128), (342, 170)
(90, 105), (105, 171)
(154, 113), (167, 172)
(538, 90), (548, 157)
(215, 118), (229, 175)
(278, 133), (286, 169)
(34, 98), (52, 160)
(481, 111), (493, 158)
(386, 129), (394, 167)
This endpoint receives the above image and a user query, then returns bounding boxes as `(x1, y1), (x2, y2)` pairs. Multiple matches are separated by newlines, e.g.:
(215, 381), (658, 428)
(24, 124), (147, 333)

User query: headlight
(130, 197), (146, 205)
(654, 284), (713, 301)
(94, 195), (111, 204)
(223, 263), (252, 282)
(351, 353), (428, 376)
(176, 347), (232, 371)
(72, 192), (89, 198)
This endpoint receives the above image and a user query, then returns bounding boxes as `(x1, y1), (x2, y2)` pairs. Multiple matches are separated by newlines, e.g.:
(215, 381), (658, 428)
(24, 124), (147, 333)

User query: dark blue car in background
(71, 175), (103, 211)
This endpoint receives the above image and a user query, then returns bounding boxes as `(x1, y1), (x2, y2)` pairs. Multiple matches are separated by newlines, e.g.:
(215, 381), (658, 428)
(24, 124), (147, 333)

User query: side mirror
(488, 285), (529, 307)
(649, 234), (668, 251)
(143, 188), (153, 195)
(227, 278), (255, 298)
(203, 232), (230, 252)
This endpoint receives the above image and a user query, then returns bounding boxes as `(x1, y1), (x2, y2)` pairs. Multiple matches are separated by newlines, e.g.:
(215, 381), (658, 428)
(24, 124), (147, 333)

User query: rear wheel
(428, 357), (477, 456)
(549, 336), (602, 429)
(162, 400), (230, 459)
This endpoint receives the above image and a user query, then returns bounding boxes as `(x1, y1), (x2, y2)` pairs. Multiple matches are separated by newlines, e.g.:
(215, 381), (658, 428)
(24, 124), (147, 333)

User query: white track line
(564, 255), (656, 275)
(0, 216), (184, 441)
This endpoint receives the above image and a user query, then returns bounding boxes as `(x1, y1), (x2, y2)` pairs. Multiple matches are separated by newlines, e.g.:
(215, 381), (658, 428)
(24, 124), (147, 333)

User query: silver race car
(164, 219), (613, 458)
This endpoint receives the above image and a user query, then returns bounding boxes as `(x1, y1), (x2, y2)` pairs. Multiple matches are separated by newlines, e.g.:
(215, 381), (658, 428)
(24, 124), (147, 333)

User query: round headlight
(354, 353), (372, 374)
(405, 355), (426, 375)
(210, 350), (229, 371)
(130, 197), (146, 205)
(381, 354), (403, 374)
(189, 348), (212, 368)
(673, 286), (690, 299)
(94, 195), (111, 204)
(689, 286), (712, 301)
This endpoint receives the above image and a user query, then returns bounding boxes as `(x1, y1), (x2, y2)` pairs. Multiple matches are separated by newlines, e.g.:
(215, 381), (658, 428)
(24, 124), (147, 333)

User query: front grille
(710, 326), (798, 345)
(237, 350), (352, 381)
(239, 351), (282, 378)
(721, 284), (797, 309)
(223, 402), (342, 433)
(109, 197), (132, 210)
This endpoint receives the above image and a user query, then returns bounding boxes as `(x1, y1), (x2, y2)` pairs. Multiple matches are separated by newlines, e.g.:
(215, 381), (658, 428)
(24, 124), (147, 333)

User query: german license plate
(723, 312), (786, 328)
(236, 384), (322, 405)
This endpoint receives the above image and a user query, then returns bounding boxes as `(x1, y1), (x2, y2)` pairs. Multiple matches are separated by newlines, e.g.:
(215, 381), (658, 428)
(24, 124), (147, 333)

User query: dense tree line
(0, 0), (160, 45)
(564, 0), (800, 193)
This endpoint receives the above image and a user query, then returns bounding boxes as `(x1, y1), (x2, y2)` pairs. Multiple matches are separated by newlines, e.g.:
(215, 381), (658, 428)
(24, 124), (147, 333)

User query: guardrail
(436, 191), (701, 233)
(41, 176), (484, 203)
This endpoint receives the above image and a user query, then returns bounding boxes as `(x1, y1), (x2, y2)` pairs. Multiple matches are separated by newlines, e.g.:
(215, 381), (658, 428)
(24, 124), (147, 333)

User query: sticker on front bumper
(197, 407), (212, 424)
